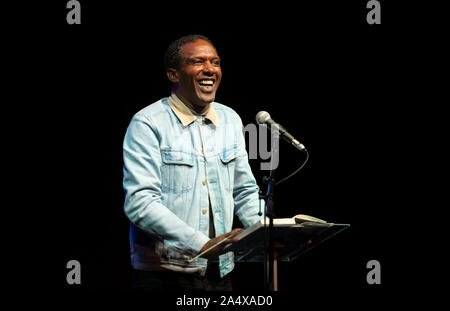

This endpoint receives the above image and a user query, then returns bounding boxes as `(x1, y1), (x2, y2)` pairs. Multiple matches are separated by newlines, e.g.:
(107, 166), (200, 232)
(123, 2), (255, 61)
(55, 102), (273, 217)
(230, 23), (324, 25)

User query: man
(123, 34), (263, 290)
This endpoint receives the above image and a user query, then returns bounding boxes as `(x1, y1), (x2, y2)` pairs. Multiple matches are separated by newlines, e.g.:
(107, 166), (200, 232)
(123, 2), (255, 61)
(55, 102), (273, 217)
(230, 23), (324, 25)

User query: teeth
(198, 80), (214, 86)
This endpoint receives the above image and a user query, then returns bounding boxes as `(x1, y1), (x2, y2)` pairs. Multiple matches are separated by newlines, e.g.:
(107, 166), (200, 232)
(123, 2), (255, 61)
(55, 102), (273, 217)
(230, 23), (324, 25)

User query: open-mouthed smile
(197, 79), (216, 92)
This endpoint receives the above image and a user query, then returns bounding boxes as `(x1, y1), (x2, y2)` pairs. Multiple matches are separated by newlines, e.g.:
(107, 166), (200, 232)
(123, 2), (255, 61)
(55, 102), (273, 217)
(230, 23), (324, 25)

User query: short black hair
(164, 34), (215, 72)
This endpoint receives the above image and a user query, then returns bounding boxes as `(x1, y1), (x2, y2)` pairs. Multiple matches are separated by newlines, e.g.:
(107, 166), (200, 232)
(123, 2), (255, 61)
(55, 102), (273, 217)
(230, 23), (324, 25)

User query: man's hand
(198, 228), (243, 258)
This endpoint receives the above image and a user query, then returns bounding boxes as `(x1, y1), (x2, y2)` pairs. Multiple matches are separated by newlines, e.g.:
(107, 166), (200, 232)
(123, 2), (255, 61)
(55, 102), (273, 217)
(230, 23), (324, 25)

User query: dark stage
(6, 0), (438, 307)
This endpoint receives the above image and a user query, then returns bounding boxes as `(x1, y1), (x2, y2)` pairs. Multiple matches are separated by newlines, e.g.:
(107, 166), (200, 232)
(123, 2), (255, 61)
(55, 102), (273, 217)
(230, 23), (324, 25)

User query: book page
(294, 214), (327, 224)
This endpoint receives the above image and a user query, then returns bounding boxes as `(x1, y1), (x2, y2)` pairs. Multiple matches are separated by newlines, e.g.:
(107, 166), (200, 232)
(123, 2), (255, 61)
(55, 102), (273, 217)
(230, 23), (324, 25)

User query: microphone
(255, 111), (306, 152)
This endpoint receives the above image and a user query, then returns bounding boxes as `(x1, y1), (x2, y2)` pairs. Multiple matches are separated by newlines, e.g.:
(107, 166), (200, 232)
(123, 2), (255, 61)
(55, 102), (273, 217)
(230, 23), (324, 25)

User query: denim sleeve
(123, 116), (209, 255)
(232, 117), (264, 228)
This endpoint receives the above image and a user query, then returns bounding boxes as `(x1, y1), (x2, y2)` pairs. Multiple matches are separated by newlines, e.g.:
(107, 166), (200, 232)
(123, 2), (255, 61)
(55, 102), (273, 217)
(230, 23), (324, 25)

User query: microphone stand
(257, 118), (308, 291)
(263, 163), (277, 291)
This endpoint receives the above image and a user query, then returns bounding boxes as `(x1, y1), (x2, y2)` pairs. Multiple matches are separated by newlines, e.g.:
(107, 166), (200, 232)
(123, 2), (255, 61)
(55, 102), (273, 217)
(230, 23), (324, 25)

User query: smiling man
(166, 36), (222, 114)
(123, 34), (263, 290)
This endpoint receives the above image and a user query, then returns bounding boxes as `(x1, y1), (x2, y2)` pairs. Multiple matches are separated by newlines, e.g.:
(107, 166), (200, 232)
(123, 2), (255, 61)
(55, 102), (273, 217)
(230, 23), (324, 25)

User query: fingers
(199, 228), (244, 258)
(223, 228), (243, 243)
(226, 228), (243, 236)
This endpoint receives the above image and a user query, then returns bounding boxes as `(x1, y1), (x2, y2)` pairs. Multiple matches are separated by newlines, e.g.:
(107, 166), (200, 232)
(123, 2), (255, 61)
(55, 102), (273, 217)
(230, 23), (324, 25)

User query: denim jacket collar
(168, 93), (219, 126)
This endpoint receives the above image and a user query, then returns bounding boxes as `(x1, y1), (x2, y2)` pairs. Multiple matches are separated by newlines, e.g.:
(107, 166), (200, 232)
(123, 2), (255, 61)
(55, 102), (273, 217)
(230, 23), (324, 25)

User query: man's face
(169, 39), (222, 108)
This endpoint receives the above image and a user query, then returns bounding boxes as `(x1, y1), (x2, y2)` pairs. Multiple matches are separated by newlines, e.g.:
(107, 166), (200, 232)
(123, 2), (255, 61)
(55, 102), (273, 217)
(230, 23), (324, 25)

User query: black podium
(226, 221), (350, 290)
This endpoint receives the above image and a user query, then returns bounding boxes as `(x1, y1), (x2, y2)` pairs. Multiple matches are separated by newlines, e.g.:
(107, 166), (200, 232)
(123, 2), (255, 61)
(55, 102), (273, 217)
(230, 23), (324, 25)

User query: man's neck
(174, 92), (210, 115)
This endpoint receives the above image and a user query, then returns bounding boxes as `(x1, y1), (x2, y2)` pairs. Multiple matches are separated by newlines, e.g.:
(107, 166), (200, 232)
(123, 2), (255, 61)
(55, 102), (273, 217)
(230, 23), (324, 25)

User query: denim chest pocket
(219, 149), (237, 192)
(161, 150), (195, 193)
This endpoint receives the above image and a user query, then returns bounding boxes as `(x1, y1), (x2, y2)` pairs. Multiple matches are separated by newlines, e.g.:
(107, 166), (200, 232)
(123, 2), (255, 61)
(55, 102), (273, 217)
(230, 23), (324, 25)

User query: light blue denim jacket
(123, 95), (263, 278)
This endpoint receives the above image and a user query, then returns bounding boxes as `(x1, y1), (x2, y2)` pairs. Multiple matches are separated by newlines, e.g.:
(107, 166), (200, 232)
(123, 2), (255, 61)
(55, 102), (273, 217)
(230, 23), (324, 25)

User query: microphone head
(255, 111), (271, 124)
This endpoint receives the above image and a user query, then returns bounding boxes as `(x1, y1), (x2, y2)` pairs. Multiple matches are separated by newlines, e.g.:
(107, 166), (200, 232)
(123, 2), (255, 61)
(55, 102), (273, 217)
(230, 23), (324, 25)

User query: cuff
(188, 230), (210, 255)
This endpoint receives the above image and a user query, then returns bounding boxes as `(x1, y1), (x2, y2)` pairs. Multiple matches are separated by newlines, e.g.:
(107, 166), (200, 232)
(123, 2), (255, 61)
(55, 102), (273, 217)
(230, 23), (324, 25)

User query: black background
(6, 0), (443, 306)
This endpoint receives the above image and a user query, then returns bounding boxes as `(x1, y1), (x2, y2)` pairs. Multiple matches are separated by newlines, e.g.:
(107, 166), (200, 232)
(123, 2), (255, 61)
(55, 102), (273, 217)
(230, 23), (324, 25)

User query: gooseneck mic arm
(255, 111), (306, 152)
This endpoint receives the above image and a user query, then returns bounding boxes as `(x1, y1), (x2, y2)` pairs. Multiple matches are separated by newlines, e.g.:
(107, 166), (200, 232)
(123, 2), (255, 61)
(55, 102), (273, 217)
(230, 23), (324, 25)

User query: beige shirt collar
(168, 93), (219, 126)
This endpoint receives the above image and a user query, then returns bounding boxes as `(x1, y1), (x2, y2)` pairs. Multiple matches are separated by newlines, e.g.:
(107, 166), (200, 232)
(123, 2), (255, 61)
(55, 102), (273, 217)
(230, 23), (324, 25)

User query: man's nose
(202, 62), (215, 75)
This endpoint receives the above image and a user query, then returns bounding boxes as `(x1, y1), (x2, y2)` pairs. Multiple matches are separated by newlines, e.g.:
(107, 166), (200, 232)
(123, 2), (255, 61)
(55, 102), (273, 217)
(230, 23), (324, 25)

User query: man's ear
(167, 68), (179, 83)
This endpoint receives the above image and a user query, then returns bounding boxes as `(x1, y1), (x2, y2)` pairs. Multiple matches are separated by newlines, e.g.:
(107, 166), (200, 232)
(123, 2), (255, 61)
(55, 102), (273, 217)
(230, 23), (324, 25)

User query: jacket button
(202, 209), (207, 215)
(202, 180), (207, 185)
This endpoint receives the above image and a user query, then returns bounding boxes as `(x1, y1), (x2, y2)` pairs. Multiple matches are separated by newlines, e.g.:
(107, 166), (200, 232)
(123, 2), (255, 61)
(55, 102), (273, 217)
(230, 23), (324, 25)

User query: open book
(266, 214), (327, 226)
(188, 214), (329, 262)
(231, 214), (328, 242)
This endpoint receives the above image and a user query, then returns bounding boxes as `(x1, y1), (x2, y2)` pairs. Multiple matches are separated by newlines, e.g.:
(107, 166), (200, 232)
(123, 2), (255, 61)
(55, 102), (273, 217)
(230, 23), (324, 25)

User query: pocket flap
(161, 150), (194, 166)
(219, 147), (238, 164)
